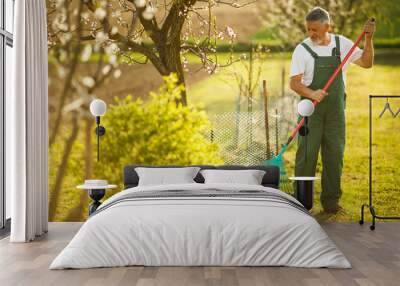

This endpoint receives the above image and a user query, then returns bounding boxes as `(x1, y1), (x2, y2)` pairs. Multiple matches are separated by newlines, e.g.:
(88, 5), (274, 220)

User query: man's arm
(290, 74), (328, 103)
(354, 20), (375, 68)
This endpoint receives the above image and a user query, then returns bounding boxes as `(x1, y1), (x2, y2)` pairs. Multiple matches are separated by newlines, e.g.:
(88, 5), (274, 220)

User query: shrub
(95, 73), (223, 187)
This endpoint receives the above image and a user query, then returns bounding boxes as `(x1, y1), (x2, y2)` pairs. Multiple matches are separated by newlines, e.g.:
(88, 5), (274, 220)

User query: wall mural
(46, 0), (400, 222)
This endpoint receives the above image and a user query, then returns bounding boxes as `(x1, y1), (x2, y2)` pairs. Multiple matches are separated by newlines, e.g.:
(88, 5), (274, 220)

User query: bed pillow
(135, 167), (201, 186)
(200, 169), (266, 185)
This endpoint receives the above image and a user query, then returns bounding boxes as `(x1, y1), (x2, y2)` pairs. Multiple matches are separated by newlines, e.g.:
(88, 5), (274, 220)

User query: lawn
(187, 50), (400, 222)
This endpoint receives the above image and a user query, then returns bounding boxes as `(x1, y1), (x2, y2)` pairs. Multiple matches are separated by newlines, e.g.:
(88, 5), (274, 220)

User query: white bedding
(50, 183), (351, 269)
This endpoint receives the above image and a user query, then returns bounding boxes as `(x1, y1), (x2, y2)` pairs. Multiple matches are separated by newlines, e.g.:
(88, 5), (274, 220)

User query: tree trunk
(160, 42), (187, 105)
(158, 5), (188, 105)
(49, 112), (80, 221)
(49, 1), (84, 147)
(64, 117), (93, 221)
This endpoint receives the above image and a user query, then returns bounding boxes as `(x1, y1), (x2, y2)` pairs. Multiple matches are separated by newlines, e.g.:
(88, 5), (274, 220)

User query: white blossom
(111, 26), (119, 35)
(95, 8), (107, 20)
(81, 12), (89, 21)
(81, 45), (92, 62)
(112, 10), (122, 18)
(57, 66), (66, 78)
(132, 37), (142, 44)
(142, 5), (156, 20)
(113, 69), (122, 78)
(102, 65), (111, 75)
(58, 23), (68, 32)
(105, 42), (119, 55)
(95, 31), (109, 44)
(226, 26), (236, 38)
(134, 0), (146, 8)
(82, 76), (95, 88)
(109, 54), (117, 65)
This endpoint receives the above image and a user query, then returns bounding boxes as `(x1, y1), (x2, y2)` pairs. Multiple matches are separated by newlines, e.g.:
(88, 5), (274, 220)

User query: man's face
(306, 20), (330, 44)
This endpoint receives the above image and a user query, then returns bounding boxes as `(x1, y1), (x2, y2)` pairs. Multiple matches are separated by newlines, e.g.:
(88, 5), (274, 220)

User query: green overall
(294, 35), (346, 211)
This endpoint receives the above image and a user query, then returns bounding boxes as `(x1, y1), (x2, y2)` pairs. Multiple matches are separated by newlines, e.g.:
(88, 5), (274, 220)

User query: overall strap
(301, 42), (318, 59)
(332, 35), (341, 58)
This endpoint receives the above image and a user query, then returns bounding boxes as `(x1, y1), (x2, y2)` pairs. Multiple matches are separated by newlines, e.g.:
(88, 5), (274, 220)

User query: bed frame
(123, 165), (280, 189)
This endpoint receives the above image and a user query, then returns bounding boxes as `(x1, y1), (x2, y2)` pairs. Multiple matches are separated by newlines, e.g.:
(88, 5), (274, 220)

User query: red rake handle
(285, 21), (373, 146)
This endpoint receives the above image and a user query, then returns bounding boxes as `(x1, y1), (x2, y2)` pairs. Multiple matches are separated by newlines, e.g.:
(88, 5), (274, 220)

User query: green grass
(187, 54), (291, 112)
(188, 50), (400, 222)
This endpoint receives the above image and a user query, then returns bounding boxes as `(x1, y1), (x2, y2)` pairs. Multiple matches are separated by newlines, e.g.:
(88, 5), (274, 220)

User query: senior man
(290, 7), (375, 213)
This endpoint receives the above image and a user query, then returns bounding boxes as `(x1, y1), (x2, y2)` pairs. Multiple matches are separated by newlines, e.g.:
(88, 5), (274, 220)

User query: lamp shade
(297, 99), (314, 117)
(90, 99), (107, 117)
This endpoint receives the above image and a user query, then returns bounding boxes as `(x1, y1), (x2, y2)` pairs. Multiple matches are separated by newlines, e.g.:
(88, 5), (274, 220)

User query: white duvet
(50, 183), (351, 269)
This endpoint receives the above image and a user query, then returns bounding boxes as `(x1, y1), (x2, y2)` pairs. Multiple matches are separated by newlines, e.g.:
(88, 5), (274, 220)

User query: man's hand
(364, 19), (376, 39)
(354, 19), (375, 68)
(290, 75), (329, 102)
(311, 89), (328, 103)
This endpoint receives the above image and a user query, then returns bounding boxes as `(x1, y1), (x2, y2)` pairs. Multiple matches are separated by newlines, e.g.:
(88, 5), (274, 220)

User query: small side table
(289, 176), (320, 210)
(77, 181), (117, 215)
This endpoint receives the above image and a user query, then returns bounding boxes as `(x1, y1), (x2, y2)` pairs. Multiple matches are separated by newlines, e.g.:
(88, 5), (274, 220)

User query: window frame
(0, 0), (14, 234)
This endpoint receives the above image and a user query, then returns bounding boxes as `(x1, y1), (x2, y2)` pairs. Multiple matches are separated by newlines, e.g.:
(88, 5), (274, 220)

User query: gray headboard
(123, 165), (280, 189)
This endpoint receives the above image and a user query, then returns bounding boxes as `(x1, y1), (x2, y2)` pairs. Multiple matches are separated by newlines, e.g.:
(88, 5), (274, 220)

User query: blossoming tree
(46, 0), (251, 221)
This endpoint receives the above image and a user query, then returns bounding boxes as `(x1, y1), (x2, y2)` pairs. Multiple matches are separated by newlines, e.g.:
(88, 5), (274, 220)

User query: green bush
(95, 73), (223, 187)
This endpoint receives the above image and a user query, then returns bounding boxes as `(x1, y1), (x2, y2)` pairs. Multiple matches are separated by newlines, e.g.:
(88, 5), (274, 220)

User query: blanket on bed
(50, 183), (351, 269)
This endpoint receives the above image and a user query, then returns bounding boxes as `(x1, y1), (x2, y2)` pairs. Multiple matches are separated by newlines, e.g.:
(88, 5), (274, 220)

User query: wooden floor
(0, 222), (399, 286)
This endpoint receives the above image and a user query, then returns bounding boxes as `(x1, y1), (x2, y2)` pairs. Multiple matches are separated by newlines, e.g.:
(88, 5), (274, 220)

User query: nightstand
(289, 177), (320, 210)
(77, 180), (117, 215)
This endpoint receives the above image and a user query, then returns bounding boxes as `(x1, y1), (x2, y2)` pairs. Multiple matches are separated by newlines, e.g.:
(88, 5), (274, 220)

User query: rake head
(263, 144), (289, 185)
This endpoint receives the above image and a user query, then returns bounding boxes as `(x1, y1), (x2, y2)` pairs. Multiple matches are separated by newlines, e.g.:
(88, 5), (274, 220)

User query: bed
(50, 165), (351, 269)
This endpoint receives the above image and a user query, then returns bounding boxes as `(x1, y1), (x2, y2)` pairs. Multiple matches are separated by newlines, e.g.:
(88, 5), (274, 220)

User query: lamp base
(88, 189), (105, 215)
(95, 125), (106, 136)
(299, 125), (309, 136)
(295, 180), (314, 210)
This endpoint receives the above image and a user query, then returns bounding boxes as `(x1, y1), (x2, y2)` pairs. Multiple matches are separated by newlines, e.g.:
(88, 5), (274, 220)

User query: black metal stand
(359, 95), (400, 230)
(88, 189), (105, 215)
(95, 116), (106, 162)
(294, 180), (314, 210)
(299, 117), (310, 164)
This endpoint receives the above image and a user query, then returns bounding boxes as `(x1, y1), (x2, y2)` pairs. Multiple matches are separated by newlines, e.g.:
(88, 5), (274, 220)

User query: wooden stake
(263, 80), (271, 159)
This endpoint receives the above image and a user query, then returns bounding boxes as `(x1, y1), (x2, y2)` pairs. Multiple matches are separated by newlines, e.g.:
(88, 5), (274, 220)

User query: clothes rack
(359, 95), (400, 230)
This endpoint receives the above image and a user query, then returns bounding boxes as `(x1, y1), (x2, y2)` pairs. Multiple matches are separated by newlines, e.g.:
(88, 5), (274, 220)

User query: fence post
(235, 90), (241, 147)
(263, 80), (271, 159)
(275, 108), (279, 155)
(281, 66), (285, 98)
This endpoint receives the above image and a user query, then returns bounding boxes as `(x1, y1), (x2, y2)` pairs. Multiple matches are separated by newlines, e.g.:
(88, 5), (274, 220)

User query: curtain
(7, 0), (49, 242)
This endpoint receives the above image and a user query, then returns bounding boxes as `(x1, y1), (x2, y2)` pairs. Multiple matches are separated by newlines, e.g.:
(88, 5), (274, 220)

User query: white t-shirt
(290, 33), (363, 88)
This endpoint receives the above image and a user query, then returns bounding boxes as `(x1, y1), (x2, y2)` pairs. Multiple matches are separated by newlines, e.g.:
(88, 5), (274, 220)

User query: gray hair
(306, 7), (330, 23)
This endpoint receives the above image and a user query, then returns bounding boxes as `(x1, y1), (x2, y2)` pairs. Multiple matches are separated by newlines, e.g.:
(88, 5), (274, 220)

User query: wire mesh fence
(207, 91), (299, 193)
(208, 92), (298, 164)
